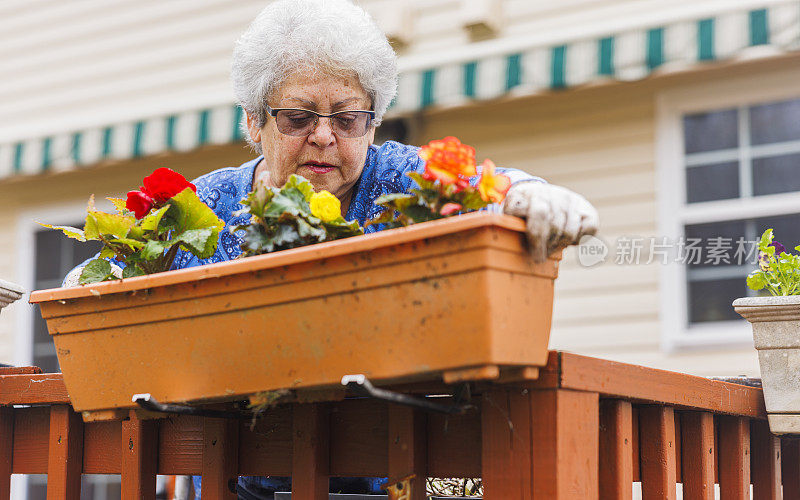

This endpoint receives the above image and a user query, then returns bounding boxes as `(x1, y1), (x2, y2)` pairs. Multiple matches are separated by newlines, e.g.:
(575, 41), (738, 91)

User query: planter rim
(30, 212), (532, 303)
(733, 296), (800, 307)
(0, 279), (24, 309)
(733, 295), (800, 322)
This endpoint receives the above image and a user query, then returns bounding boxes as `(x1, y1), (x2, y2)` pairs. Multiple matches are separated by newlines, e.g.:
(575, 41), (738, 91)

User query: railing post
(292, 403), (329, 500)
(639, 406), (677, 500)
(0, 407), (12, 500)
(388, 406), (427, 500)
(528, 389), (599, 499)
(481, 388), (533, 499)
(599, 399), (633, 500)
(201, 417), (239, 499)
(718, 416), (750, 499)
(751, 419), (781, 500)
(121, 410), (158, 500)
(46, 405), (83, 500)
(680, 411), (715, 500)
(781, 439), (800, 498)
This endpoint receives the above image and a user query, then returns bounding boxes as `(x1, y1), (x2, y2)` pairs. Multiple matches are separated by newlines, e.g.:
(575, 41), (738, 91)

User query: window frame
(656, 67), (800, 351)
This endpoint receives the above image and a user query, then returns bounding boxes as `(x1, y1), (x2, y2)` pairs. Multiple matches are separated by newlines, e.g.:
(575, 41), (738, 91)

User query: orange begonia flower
(478, 159), (511, 203)
(418, 136), (477, 185)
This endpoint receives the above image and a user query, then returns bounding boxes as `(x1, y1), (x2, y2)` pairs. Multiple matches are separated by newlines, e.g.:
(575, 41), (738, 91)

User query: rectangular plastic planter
(30, 213), (559, 420)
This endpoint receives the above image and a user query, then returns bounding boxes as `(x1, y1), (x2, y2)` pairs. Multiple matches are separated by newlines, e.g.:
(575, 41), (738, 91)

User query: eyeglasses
(266, 105), (376, 138)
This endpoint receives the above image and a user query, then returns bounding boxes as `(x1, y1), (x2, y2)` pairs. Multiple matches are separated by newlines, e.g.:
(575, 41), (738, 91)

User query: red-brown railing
(0, 351), (793, 499)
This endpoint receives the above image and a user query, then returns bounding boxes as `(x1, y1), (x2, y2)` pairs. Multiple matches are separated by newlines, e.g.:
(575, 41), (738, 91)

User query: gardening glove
(62, 262), (123, 288)
(503, 181), (599, 263)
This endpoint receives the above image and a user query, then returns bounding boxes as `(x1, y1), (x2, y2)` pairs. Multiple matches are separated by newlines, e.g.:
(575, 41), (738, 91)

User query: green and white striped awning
(2, 2), (799, 180)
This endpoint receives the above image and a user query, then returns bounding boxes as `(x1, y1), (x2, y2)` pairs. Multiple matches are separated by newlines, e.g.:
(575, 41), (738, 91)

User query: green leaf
(274, 224), (303, 247)
(323, 218), (364, 239)
(99, 247), (116, 259)
(85, 211), (136, 239)
(283, 174), (315, 201)
(141, 239), (171, 261)
(296, 217), (327, 240)
(239, 186), (276, 219)
(174, 228), (218, 259)
(404, 204), (443, 223)
(122, 264), (145, 279)
(759, 229), (774, 252)
(37, 223), (87, 242)
(239, 225), (274, 255)
(456, 189), (487, 211)
(140, 205), (170, 232)
(263, 190), (307, 218)
(407, 171), (436, 190)
(374, 193), (416, 212)
(79, 259), (115, 284)
(128, 226), (145, 240)
(165, 187), (225, 234)
(106, 197), (132, 215)
(107, 238), (145, 250)
(747, 271), (767, 291)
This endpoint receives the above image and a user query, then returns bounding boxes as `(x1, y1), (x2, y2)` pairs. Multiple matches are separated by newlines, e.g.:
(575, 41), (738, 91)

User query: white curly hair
(231, 0), (398, 152)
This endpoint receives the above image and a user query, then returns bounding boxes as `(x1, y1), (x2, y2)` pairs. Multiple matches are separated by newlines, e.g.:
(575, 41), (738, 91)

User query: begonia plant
(42, 168), (224, 284)
(746, 229), (800, 296)
(233, 174), (363, 256)
(368, 136), (511, 227)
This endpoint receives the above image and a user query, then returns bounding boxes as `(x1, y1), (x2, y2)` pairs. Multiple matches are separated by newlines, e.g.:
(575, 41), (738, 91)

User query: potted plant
(30, 138), (560, 421)
(733, 229), (800, 434)
(0, 279), (23, 314)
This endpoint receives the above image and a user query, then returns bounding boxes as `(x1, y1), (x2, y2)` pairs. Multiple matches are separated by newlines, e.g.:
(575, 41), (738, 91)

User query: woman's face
(248, 72), (375, 204)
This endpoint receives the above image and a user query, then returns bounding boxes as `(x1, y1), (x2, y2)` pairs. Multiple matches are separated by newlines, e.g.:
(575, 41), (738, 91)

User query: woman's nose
(307, 117), (335, 147)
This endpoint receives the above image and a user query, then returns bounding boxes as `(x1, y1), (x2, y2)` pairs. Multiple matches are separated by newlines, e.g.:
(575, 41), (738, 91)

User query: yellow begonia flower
(478, 159), (511, 203)
(310, 191), (341, 222)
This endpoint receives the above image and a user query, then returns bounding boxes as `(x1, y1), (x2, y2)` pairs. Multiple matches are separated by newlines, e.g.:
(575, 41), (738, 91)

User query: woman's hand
(503, 182), (599, 263)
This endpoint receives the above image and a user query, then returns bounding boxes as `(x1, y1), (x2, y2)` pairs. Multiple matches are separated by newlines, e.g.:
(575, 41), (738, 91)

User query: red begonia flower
(126, 190), (155, 219)
(141, 167), (196, 203)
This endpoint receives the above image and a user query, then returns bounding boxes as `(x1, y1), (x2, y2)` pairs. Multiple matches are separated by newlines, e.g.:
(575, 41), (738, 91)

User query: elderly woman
(171, 0), (596, 497)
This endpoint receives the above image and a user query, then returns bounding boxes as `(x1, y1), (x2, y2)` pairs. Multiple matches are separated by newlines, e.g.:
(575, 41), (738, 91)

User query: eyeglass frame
(265, 105), (376, 138)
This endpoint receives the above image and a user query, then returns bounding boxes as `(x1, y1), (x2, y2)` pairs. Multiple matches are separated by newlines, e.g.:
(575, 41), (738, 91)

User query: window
(657, 74), (800, 349)
(31, 226), (100, 372)
(682, 99), (800, 325)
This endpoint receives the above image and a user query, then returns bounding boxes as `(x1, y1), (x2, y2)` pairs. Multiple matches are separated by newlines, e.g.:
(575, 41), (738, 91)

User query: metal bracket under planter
(132, 394), (250, 419)
(341, 374), (474, 414)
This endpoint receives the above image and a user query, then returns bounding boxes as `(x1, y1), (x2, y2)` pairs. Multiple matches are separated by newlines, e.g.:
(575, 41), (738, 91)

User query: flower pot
(0, 279), (23, 313)
(734, 295), (800, 435)
(30, 213), (560, 420)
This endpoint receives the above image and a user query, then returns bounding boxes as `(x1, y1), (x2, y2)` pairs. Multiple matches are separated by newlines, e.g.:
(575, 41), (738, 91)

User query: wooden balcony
(0, 351), (792, 499)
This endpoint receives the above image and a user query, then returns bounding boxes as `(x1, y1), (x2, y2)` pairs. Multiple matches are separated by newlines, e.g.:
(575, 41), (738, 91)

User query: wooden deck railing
(0, 351), (794, 499)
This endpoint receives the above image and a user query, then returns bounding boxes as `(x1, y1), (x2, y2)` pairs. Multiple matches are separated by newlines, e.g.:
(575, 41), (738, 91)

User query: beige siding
(0, 0), (776, 141)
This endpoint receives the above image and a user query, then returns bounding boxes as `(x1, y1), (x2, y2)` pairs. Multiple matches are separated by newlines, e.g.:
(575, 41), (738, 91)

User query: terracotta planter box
(30, 213), (560, 419)
(734, 296), (800, 435)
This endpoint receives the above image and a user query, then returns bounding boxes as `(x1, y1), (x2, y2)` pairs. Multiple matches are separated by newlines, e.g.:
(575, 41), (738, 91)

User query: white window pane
(750, 98), (800, 145)
(684, 220), (746, 269)
(688, 278), (746, 324)
(752, 152), (800, 197)
(683, 109), (738, 154)
(685, 161), (739, 203)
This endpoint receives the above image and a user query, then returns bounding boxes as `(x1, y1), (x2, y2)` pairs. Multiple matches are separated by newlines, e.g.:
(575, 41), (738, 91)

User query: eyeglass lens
(275, 110), (371, 138)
